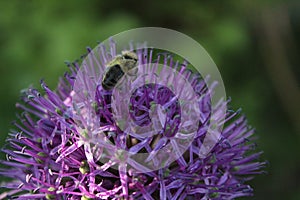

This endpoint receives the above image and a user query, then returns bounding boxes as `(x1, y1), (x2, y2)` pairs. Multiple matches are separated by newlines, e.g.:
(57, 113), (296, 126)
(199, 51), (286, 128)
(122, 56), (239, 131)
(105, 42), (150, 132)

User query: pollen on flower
(79, 160), (90, 174)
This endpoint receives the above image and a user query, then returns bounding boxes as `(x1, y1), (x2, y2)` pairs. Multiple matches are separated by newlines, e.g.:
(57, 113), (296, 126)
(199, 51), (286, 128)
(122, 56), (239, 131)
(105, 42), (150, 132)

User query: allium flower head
(0, 38), (265, 200)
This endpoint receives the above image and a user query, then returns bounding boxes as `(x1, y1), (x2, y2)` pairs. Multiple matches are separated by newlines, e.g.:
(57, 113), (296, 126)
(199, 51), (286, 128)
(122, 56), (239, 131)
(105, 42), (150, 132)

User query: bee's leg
(127, 67), (138, 76)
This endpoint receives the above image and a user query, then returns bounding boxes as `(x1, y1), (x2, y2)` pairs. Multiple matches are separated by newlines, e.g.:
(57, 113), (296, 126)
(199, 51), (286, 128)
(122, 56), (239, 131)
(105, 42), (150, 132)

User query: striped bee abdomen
(102, 64), (125, 90)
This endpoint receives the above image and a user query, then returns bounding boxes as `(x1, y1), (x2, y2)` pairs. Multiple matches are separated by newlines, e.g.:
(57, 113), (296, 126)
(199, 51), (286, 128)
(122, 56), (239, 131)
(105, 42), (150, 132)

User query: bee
(102, 51), (138, 90)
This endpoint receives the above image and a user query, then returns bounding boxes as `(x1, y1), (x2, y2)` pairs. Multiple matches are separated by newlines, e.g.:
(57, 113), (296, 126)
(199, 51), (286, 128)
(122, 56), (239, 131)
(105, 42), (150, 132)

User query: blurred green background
(0, 0), (299, 199)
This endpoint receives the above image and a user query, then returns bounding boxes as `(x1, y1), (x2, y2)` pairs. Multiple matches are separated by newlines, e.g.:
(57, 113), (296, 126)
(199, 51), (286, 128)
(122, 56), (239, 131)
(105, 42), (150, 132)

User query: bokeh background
(0, 1), (299, 199)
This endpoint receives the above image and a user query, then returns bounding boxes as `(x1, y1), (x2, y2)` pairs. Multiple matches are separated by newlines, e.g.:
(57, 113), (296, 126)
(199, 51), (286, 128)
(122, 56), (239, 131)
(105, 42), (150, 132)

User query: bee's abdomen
(102, 65), (125, 90)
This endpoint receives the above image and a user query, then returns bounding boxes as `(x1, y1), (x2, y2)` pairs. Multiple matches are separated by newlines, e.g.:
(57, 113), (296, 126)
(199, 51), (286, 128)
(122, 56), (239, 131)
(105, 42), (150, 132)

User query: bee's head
(121, 51), (138, 71)
(122, 51), (138, 62)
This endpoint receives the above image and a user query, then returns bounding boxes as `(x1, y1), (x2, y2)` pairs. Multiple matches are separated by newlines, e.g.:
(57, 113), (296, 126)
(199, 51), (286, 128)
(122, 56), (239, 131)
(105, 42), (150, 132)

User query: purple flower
(0, 41), (265, 200)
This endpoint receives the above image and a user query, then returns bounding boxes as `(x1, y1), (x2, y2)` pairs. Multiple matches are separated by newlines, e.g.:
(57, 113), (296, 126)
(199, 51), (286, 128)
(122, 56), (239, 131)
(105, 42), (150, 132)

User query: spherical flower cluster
(0, 41), (265, 200)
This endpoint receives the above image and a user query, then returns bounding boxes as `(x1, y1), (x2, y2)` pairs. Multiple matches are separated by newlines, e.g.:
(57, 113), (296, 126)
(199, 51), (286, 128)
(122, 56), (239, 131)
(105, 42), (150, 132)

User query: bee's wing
(108, 65), (124, 79)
